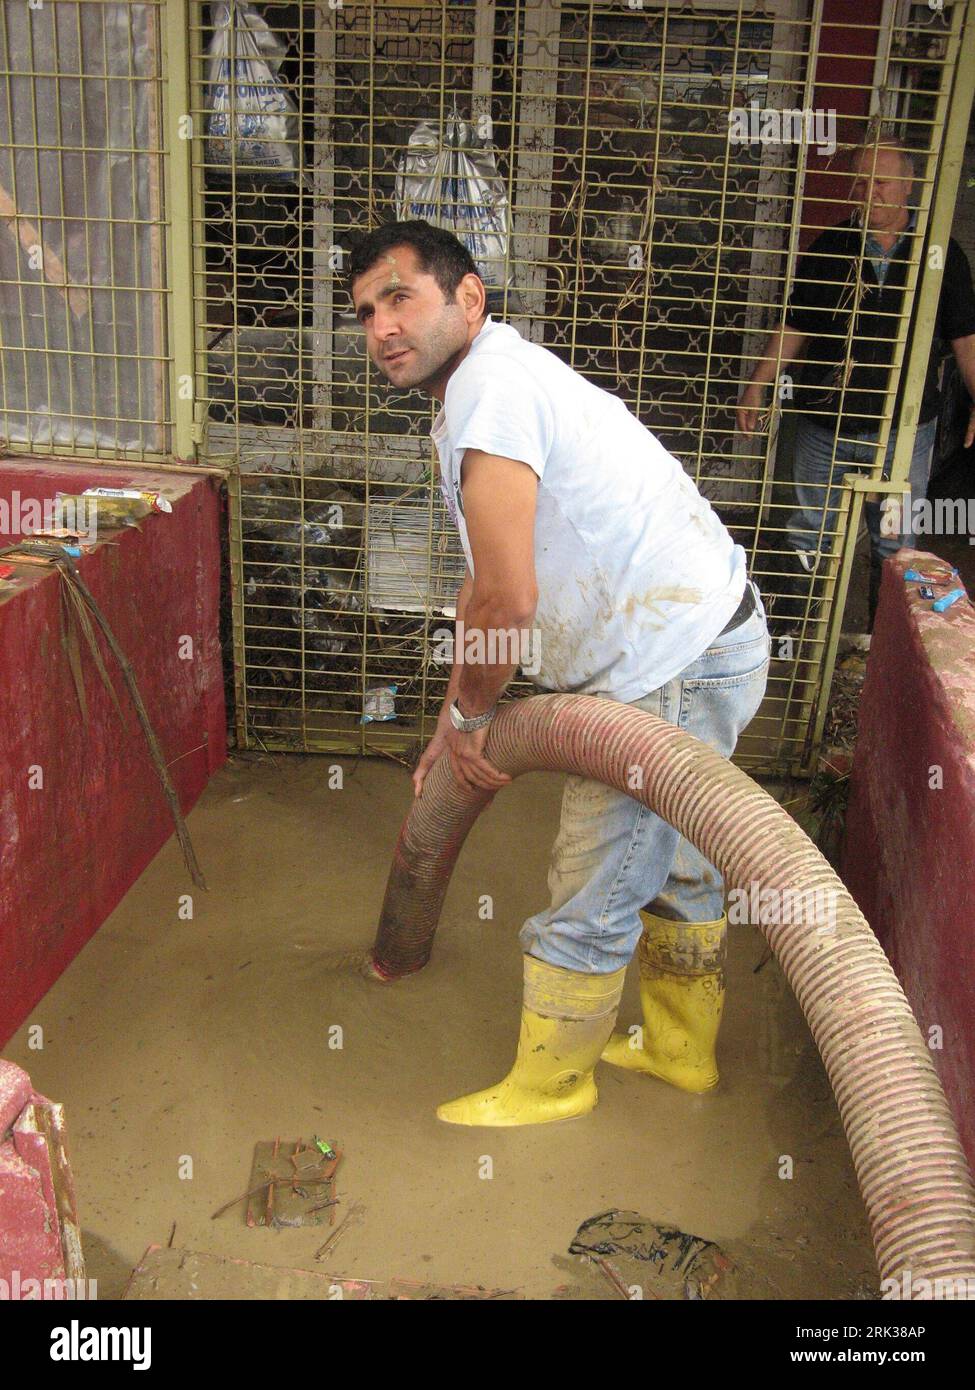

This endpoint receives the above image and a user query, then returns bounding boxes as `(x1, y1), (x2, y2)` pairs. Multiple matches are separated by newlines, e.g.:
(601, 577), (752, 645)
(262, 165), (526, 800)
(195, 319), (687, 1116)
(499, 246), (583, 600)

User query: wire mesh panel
(188, 0), (969, 770)
(0, 0), (171, 457)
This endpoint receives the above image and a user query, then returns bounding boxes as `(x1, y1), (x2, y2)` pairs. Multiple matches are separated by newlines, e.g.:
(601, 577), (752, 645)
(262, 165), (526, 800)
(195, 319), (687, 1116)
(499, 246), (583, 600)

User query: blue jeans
(787, 414), (938, 562)
(519, 592), (770, 975)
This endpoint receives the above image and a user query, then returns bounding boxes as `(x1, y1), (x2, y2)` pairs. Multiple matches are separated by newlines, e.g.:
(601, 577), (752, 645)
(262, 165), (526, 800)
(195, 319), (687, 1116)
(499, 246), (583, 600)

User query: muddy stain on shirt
(617, 585), (705, 628)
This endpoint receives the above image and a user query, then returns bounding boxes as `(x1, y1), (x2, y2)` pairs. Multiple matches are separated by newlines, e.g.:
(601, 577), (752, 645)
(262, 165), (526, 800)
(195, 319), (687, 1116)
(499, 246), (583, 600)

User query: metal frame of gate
(2, 0), (973, 773)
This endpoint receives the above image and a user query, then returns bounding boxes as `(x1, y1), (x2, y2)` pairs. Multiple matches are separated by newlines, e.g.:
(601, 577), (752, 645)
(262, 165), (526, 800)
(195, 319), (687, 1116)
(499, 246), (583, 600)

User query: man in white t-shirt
(350, 220), (770, 1128)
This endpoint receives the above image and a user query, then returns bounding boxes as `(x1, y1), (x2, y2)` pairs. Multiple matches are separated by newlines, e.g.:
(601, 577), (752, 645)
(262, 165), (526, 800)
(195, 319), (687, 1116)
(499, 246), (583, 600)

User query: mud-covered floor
(4, 755), (876, 1300)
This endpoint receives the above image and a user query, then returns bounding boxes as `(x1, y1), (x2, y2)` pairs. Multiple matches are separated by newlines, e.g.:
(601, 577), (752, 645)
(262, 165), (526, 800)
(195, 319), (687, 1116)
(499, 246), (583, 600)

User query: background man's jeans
(787, 413), (938, 562)
(519, 595), (770, 975)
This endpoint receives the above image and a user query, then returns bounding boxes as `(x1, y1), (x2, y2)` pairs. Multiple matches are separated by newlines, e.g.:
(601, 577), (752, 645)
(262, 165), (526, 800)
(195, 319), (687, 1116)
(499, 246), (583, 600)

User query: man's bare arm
(737, 321), (809, 435)
(444, 564), (474, 704)
(412, 435), (538, 797)
(455, 448), (539, 717)
(411, 563), (474, 798)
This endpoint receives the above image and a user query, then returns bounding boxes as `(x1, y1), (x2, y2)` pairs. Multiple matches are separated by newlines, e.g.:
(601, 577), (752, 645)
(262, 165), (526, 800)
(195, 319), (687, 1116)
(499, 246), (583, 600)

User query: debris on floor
(211, 1137), (342, 1229)
(2, 749), (881, 1300)
(566, 1209), (738, 1300)
(820, 635), (869, 765)
(314, 1199), (365, 1261)
(0, 1060), (87, 1291)
(122, 1247), (520, 1300)
(803, 636), (869, 865)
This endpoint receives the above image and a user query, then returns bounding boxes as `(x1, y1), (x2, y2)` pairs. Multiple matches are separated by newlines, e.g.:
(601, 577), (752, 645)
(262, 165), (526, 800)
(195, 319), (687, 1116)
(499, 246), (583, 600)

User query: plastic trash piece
(395, 111), (510, 288)
(569, 1209), (737, 1300)
(904, 566), (958, 583)
(205, 2), (302, 186)
(361, 684), (398, 724)
(82, 487), (172, 514)
(932, 587), (966, 613)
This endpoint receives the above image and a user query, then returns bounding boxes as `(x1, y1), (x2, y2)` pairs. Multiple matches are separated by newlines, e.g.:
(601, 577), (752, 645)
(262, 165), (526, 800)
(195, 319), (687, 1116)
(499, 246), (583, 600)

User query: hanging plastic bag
(205, 2), (300, 186)
(395, 113), (511, 288)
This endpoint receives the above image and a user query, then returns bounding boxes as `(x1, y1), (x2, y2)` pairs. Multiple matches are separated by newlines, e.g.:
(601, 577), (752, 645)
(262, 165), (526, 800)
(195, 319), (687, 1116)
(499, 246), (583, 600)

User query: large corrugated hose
(370, 692), (975, 1292)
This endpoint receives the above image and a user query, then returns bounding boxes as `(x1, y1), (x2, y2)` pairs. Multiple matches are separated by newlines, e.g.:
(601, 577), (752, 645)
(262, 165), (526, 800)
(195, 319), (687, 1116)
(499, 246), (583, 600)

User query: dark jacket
(783, 214), (975, 435)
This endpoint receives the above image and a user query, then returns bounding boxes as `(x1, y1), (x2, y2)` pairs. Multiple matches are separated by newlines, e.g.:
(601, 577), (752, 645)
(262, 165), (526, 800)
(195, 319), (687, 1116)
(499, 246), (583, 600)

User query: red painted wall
(842, 550), (975, 1170)
(799, 0), (885, 247)
(0, 461), (226, 1045)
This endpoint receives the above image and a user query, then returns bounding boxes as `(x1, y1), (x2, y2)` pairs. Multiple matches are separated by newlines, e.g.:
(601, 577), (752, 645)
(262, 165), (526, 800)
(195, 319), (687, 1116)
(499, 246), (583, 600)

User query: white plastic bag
(205, 2), (300, 185)
(395, 114), (511, 288)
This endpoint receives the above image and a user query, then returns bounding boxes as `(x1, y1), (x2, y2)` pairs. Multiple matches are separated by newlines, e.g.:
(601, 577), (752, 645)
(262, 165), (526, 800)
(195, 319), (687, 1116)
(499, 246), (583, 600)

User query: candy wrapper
(54, 488), (172, 531)
(82, 487), (173, 514)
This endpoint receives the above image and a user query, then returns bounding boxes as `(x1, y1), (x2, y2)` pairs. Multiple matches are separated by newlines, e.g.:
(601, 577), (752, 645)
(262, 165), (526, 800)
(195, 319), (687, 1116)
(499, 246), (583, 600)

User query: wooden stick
(594, 1257), (633, 1301)
(304, 1196), (340, 1216)
(0, 541), (206, 888)
(265, 1137), (280, 1227)
(211, 1177), (271, 1220)
(314, 1203), (363, 1261)
(0, 180), (90, 317)
(60, 557), (207, 887)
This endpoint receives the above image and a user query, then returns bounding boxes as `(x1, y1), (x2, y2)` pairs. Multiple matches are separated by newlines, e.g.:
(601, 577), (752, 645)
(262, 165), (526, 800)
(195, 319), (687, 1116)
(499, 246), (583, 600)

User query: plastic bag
(395, 114), (511, 288)
(205, 2), (300, 185)
(361, 684), (398, 725)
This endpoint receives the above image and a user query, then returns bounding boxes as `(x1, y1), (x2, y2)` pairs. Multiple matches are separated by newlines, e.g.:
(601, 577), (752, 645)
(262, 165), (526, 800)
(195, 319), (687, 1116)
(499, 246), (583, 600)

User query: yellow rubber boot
(436, 955), (626, 1127)
(602, 910), (726, 1093)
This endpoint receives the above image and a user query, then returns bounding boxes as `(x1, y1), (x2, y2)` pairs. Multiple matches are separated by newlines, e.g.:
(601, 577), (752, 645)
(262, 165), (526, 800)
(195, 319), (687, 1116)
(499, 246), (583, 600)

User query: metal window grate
(2, 1), (969, 774)
(0, 0), (171, 458)
(187, 0), (969, 771)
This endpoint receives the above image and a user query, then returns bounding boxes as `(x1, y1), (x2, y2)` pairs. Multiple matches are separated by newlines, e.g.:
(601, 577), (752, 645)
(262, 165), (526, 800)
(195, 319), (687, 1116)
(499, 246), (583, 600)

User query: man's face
(351, 245), (473, 394)
(850, 149), (913, 232)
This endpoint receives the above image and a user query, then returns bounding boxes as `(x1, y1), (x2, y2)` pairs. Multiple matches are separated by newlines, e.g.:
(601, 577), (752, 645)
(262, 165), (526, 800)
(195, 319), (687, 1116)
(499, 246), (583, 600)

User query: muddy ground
(5, 755), (876, 1300)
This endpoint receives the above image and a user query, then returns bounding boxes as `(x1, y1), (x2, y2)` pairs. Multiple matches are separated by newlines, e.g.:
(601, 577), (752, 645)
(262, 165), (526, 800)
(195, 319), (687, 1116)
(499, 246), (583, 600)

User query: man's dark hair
(348, 220), (482, 302)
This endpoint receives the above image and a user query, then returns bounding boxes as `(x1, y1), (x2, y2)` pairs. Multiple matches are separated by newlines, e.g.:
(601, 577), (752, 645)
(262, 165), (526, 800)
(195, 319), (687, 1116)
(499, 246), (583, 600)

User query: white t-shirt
(431, 316), (748, 701)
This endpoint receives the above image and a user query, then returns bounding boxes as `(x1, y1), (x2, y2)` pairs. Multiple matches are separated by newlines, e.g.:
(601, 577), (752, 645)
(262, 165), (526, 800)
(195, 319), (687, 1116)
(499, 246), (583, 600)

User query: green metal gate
(2, 0), (972, 772)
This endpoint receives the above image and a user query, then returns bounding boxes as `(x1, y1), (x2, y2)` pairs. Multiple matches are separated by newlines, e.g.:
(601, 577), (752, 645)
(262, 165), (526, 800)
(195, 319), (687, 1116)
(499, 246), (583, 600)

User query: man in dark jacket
(737, 142), (975, 628)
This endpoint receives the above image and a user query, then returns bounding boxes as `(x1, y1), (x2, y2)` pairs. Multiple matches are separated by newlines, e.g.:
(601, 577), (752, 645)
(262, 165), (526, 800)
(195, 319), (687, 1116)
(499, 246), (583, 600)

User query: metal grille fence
(0, 0), (171, 457)
(2, 1), (971, 773)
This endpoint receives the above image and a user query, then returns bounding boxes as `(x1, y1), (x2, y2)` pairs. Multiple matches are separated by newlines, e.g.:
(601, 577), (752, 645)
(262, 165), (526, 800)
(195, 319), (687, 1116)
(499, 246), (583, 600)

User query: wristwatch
(448, 698), (497, 733)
